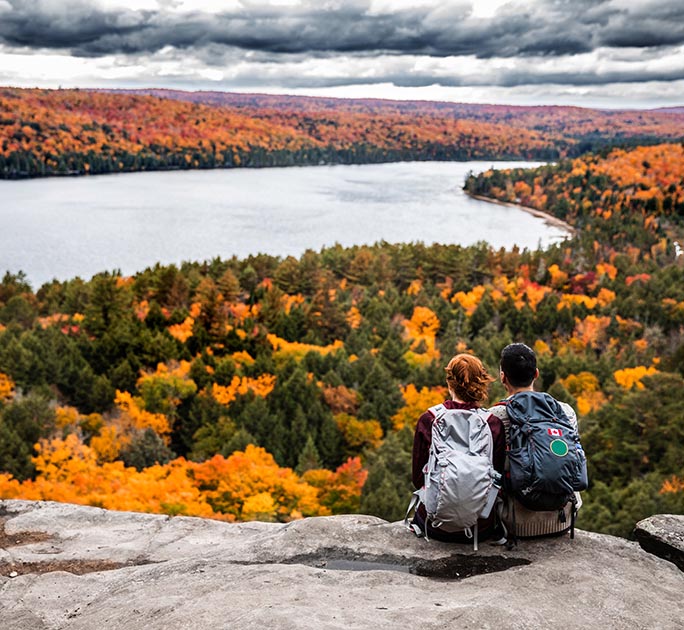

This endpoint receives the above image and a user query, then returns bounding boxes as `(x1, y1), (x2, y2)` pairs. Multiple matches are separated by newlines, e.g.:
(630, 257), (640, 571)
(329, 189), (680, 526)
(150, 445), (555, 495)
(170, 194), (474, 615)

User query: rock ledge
(1, 500), (683, 629)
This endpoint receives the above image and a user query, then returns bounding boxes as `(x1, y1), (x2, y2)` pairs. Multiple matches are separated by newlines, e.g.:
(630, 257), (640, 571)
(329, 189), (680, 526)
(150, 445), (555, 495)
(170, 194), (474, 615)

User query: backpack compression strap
(405, 403), (449, 540)
(404, 491), (426, 538)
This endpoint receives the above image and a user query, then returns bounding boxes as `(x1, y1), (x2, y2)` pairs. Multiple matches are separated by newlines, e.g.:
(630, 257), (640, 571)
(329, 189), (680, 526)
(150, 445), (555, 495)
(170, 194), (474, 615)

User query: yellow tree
(560, 372), (606, 416)
(614, 366), (659, 390)
(334, 413), (383, 453)
(403, 306), (441, 366)
(391, 384), (447, 430)
(302, 457), (368, 514)
(188, 445), (326, 522)
(0, 372), (15, 402)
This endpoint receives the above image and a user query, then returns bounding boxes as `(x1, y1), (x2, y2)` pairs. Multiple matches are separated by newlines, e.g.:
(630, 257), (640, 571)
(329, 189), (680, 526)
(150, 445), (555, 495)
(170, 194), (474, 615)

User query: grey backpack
(405, 404), (501, 550)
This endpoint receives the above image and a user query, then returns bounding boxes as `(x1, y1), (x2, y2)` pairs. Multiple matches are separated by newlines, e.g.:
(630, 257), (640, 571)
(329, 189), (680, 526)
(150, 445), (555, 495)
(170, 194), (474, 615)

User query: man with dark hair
(489, 343), (583, 539)
(499, 342), (537, 389)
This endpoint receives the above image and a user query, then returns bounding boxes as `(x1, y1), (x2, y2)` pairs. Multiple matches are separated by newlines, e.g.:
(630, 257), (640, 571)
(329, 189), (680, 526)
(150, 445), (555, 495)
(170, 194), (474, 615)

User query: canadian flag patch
(547, 428), (563, 437)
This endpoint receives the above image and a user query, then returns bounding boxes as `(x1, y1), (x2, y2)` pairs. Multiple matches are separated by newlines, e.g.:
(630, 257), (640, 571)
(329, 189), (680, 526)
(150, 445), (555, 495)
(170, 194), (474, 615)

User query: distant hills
(1, 86), (683, 178)
(653, 106), (684, 114)
(108, 88), (684, 139)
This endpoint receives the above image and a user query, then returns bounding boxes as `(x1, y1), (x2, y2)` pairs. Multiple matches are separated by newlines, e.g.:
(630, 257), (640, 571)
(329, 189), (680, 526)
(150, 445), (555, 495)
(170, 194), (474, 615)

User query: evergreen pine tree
(378, 329), (410, 380)
(120, 428), (174, 471)
(358, 361), (405, 431)
(222, 428), (257, 457)
(317, 413), (343, 468)
(0, 421), (35, 480)
(360, 428), (413, 521)
(296, 435), (322, 474)
(286, 406), (309, 469)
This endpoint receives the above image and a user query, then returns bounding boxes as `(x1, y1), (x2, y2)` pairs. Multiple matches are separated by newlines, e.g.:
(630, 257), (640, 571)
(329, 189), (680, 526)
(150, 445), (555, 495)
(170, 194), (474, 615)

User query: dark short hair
(500, 343), (537, 388)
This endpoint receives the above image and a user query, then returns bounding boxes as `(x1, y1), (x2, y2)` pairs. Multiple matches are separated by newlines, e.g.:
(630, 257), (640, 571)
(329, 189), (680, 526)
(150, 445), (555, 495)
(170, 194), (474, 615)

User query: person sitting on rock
(411, 353), (506, 543)
(487, 342), (583, 538)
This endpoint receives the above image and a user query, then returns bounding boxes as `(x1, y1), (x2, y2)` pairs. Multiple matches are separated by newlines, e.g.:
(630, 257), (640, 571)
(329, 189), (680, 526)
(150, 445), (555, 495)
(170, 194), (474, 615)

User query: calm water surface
(0, 161), (568, 287)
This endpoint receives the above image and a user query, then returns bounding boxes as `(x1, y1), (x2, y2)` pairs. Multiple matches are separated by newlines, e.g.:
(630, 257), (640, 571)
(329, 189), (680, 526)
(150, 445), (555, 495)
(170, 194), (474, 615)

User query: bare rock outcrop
(634, 514), (684, 571)
(1, 500), (682, 629)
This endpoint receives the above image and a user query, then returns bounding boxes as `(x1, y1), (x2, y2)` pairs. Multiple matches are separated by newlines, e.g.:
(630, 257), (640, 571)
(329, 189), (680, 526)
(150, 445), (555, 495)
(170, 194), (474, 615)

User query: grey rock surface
(634, 514), (684, 571)
(0, 500), (682, 630)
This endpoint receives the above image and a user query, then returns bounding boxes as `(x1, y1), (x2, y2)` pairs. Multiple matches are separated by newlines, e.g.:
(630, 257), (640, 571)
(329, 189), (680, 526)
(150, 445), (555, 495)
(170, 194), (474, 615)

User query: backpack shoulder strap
(428, 403), (447, 421)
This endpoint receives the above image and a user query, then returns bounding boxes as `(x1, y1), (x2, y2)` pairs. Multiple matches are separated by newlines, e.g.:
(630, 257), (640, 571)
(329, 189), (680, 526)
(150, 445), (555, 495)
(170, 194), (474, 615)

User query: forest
(2, 88), (684, 178)
(1, 141), (683, 537)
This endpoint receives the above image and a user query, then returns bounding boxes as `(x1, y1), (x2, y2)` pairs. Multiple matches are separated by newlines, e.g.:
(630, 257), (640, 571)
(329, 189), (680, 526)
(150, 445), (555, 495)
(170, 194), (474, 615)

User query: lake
(0, 161), (568, 288)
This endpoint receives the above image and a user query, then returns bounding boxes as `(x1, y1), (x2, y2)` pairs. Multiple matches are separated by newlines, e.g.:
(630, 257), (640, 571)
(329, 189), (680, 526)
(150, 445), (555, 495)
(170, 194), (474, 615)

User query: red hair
(444, 353), (494, 404)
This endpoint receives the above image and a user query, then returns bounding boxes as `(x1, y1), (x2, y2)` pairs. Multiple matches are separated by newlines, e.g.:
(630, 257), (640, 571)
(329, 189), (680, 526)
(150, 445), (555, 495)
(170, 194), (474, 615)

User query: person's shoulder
(486, 402), (509, 420)
(558, 400), (576, 418)
(557, 399), (578, 428)
(417, 403), (444, 427)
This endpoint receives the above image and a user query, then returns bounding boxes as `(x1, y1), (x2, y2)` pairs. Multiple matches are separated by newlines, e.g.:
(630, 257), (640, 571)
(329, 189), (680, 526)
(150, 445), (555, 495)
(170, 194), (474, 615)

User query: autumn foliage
(466, 143), (684, 254)
(0, 372), (14, 402)
(3, 88), (684, 179)
(0, 434), (366, 521)
(1, 137), (684, 536)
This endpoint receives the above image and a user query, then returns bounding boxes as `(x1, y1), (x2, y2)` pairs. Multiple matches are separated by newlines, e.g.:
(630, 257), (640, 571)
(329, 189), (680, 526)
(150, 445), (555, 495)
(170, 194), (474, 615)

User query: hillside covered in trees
(1, 142), (684, 537)
(2, 87), (684, 178)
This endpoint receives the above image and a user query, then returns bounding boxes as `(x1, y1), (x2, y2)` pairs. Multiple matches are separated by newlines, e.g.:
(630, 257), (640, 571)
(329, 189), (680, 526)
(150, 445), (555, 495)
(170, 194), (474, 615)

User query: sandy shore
(467, 192), (576, 236)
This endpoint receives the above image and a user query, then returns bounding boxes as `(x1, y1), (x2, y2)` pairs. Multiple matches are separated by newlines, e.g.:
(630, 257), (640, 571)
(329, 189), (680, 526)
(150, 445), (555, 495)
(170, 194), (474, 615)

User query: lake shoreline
(2, 162), (568, 286)
(466, 192), (576, 236)
(0, 156), (544, 181)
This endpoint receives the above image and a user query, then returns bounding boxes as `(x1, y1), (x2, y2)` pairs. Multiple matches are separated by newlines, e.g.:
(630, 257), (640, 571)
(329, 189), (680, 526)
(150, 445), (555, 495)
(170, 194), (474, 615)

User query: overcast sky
(1, 0), (683, 109)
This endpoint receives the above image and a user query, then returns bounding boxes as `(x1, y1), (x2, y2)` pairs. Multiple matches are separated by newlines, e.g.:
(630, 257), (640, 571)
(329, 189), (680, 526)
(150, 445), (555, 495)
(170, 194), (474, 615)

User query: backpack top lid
(429, 403), (491, 451)
(506, 391), (573, 428)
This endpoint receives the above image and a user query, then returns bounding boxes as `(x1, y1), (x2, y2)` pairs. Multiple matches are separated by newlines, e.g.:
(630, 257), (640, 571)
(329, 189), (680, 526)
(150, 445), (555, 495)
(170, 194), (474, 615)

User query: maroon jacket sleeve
(486, 413), (506, 476)
(412, 410), (435, 489)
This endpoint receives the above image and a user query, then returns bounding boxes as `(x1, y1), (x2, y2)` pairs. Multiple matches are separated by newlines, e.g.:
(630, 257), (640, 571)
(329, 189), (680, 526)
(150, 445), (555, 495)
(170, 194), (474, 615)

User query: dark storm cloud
(1, 0), (684, 85)
(0, 1), (151, 49)
(222, 64), (684, 90)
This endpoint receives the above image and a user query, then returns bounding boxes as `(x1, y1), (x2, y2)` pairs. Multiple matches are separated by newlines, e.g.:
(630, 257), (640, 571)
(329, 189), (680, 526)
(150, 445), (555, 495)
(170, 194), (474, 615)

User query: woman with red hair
(411, 353), (506, 542)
